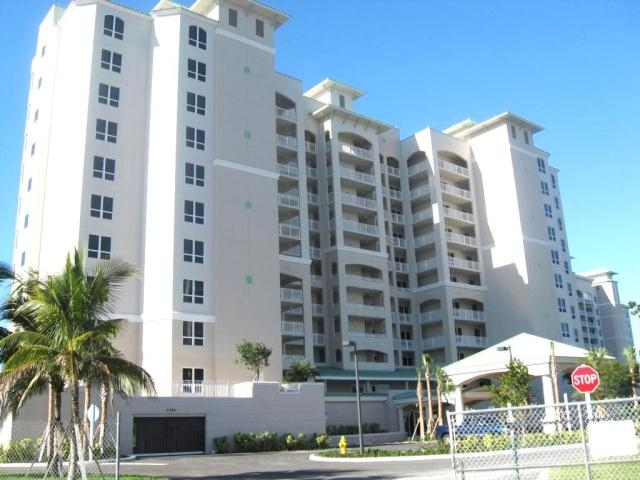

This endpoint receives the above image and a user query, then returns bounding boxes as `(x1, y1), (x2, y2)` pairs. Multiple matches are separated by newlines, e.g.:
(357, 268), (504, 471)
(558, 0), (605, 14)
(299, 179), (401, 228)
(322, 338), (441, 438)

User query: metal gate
(449, 397), (640, 479)
(133, 416), (205, 454)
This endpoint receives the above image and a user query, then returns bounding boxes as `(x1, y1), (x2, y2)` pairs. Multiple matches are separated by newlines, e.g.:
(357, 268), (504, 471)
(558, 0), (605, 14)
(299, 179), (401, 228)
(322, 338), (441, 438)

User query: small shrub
(213, 436), (230, 454)
(233, 432), (259, 452)
(257, 431), (278, 452)
(314, 434), (330, 449)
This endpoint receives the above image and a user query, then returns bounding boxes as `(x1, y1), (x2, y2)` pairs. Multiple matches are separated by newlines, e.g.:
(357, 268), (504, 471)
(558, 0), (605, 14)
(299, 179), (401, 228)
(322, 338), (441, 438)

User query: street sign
(87, 404), (100, 423)
(571, 364), (600, 394)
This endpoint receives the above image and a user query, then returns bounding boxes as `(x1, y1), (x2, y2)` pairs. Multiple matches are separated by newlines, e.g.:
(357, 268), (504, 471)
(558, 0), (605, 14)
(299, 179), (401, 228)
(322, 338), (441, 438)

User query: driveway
(121, 451), (454, 479)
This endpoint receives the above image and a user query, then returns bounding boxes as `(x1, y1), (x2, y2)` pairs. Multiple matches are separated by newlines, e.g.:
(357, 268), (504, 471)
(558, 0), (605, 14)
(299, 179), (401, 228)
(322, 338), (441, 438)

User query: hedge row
(213, 432), (330, 453)
(325, 423), (381, 435)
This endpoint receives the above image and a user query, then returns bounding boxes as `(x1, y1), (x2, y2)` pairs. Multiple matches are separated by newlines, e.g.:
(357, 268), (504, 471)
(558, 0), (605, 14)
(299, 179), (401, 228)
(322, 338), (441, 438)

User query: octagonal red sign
(571, 364), (600, 394)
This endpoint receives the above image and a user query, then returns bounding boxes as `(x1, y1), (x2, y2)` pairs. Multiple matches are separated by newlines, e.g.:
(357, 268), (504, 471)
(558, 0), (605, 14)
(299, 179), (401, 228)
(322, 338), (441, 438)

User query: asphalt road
(120, 451), (455, 480)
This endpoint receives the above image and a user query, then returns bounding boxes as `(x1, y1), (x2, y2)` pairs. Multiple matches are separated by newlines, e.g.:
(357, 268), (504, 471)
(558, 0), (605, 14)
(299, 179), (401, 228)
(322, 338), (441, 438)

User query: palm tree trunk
(68, 377), (88, 480)
(437, 382), (443, 426)
(416, 376), (424, 442)
(83, 382), (91, 451)
(425, 366), (434, 437)
(98, 383), (109, 452)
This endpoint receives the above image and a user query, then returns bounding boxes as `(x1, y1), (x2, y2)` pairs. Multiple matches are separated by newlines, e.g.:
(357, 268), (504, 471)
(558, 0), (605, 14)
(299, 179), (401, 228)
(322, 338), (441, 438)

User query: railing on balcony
(275, 106), (296, 122)
(279, 223), (300, 239)
(307, 192), (318, 204)
(346, 274), (383, 285)
(412, 209), (433, 224)
(392, 312), (413, 324)
(453, 308), (485, 322)
(407, 162), (429, 177)
(393, 338), (415, 350)
(386, 188), (402, 200)
(280, 245), (301, 257)
(441, 182), (471, 199)
(313, 333), (325, 345)
(312, 304), (324, 316)
(416, 258), (438, 272)
(173, 381), (248, 397)
(309, 247), (321, 259)
(342, 193), (377, 210)
(419, 310), (441, 324)
(414, 233), (435, 248)
(387, 165), (400, 176)
(276, 134), (298, 150)
(277, 163), (299, 178)
(448, 257), (480, 271)
(310, 274), (322, 284)
(439, 160), (469, 177)
(347, 330), (387, 338)
(388, 236), (407, 248)
(410, 185), (430, 200)
(456, 335), (487, 348)
(281, 321), (304, 336)
(337, 167), (375, 185)
(346, 303), (385, 314)
(283, 354), (306, 367)
(446, 231), (477, 247)
(384, 211), (404, 224)
(443, 206), (474, 223)
(388, 260), (409, 273)
(306, 166), (317, 178)
(342, 219), (379, 236)
(278, 193), (299, 209)
(305, 141), (316, 154)
(280, 288), (303, 303)
(423, 336), (445, 349)
(308, 219), (320, 232)
(339, 142), (373, 161)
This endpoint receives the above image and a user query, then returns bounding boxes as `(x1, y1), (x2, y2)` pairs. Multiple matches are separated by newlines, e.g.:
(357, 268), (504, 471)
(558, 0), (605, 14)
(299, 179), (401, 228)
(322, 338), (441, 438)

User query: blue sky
(1, 1), (638, 316)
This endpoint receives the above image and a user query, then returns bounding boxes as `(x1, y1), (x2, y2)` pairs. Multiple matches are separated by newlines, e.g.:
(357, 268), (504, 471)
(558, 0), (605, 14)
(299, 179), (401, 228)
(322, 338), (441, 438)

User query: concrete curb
(309, 452), (451, 463)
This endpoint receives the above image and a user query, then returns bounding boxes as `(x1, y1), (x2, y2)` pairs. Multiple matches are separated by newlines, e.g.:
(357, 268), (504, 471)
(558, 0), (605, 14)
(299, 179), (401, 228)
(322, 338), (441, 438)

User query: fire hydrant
(338, 435), (348, 455)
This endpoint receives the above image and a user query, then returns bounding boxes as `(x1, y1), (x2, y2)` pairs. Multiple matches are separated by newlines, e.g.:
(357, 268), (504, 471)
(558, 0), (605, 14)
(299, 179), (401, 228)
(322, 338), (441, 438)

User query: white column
(541, 375), (557, 433)
(454, 386), (464, 424)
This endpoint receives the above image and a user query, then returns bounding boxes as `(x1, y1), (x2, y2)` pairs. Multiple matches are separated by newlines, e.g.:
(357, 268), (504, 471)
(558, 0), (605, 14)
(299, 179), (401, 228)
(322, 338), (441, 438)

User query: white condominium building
(14, 0), (632, 395)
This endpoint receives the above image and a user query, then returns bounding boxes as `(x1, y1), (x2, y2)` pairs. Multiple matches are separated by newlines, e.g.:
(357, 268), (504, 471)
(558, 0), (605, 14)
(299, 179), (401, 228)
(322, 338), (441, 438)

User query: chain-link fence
(0, 415), (120, 479)
(448, 397), (640, 479)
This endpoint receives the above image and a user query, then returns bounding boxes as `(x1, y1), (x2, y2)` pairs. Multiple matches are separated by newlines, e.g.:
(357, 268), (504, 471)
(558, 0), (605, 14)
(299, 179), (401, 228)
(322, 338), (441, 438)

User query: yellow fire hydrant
(338, 435), (348, 455)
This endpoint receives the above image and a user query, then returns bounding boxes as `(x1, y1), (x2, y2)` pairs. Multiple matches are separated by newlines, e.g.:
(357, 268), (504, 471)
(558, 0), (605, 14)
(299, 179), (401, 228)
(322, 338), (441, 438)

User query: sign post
(571, 364), (600, 420)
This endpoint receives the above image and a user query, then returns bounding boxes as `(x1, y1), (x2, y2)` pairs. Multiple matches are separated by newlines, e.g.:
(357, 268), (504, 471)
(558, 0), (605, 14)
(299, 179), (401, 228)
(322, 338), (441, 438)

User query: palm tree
(0, 262), (12, 281)
(422, 353), (434, 437)
(415, 366), (425, 442)
(434, 367), (453, 426)
(586, 347), (609, 371)
(623, 346), (638, 403)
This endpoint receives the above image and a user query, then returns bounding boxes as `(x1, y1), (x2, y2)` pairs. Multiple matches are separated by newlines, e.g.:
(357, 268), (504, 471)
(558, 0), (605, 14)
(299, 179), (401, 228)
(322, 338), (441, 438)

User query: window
(186, 127), (205, 150)
(96, 119), (118, 143)
(554, 273), (563, 289)
(186, 92), (205, 115)
(93, 156), (115, 180)
(551, 249), (560, 265)
(27, 178), (32, 191)
(339, 94), (346, 108)
(557, 217), (563, 230)
(540, 181), (549, 196)
(88, 234), (111, 259)
(182, 321), (204, 346)
(188, 25), (207, 49)
(104, 15), (124, 39)
(30, 143), (36, 156)
(41, 45), (46, 57)
(183, 239), (204, 263)
(524, 131), (529, 144)
(183, 279), (204, 304)
(184, 200), (204, 224)
(23, 214), (29, 228)
(98, 83), (120, 107)
(550, 174), (556, 188)
(37, 77), (42, 89)
(510, 125), (516, 139)
(100, 49), (122, 73)
(90, 194), (113, 219)
(564, 260), (570, 274)
(561, 322), (570, 338)
(185, 163), (205, 186)
(557, 298), (567, 313)
(20, 251), (25, 266)
(547, 226), (556, 241)
(544, 204), (553, 218)
(567, 283), (573, 296)
(187, 59), (206, 81)
(182, 367), (204, 393)
(554, 196), (560, 209)
(560, 239), (566, 252)
(570, 305), (576, 319)
(34, 110), (39, 122)
(229, 8), (238, 27)
(256, 19), (264, 37)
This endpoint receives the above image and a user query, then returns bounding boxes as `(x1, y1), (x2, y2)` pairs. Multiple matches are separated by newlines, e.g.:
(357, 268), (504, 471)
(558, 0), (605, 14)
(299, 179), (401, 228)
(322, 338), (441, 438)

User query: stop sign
(571, 364), (600, 394)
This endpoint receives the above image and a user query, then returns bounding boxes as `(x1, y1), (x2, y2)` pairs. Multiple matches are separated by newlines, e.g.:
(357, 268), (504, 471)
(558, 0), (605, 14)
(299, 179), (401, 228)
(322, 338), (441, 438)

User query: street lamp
(497, 345), (513, 362)
(342, 340), (364, 454)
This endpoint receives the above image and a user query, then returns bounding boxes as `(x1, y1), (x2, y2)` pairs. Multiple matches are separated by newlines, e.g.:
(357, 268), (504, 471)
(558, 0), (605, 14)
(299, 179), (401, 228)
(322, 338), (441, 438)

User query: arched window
(188, 25), (207, 50)
(104, 15), (124, 40)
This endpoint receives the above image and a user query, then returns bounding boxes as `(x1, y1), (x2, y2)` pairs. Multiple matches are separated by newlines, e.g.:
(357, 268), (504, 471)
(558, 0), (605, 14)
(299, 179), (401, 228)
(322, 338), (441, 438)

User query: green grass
(548, 462), (640, 479)
(318, 443), (449, 458)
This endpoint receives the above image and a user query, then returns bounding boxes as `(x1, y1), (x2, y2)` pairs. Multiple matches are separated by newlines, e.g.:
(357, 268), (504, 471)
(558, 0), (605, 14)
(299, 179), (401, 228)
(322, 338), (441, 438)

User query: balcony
(309, 247), (321, 259)
(453, 308), (485, 322)
(342, 219), (379, 236)
(419, 310), (442, 324)
(446, 232), (477, 248)
(384, 211), (404, 224)
(416, 258), (438, 273)
(388, 261), (409, 273)
(387, 165), (400, 177)
(394, 338), (415, 350)
(279, 222), (300, 239)
(346, 302), (386, 316)
(441, 183), (471, 200)
(456, 335), (487, 348)
(336, 167), (375, 185)
(305, 142), (316, 154)
(172, 381), (249, 397)
(280, 288), (303, 303)
(306, 166), (317, 178)
(347, 330), (387, 339)
(423, 336), (444, 349)
(277, 163), (299, 178)
(342, 193), (377, 210)
(280, 245), (301, 257)
(312, 304), (324, 316)
(443, 206), (474, 224)
(283, 354), (306, 368)
(313, 333), (325, 345)
(281, 321), (304, 336)
(276, 134), (298, 151)
(392, 312), (412, 324)
(412, 209), (433, 224)
(386, 188), (402, 200)
(278, 193), (299, 209)
(439, 160), (469, 177)
(448, 257), (480, 272)
(410, 185), (430, 200)
(275, 107), (296, 122)
(308, 219), (320, 232)
(408, 162), (429, 177)
(339, 142), (373, 161)
(346, 274), (383, 285)
(414, 233), (435, 248)
(307, 192), (318, 204)
(388, 236), (407, 248)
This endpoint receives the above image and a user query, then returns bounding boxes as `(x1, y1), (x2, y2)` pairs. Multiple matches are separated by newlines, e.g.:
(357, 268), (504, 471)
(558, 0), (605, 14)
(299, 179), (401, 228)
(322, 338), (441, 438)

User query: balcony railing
(342, 193), (377, 210)
(309, 247), (321, 259)
(338, 167), (375, 185)
(277, 163), (299, 178)
(275, 106), (296, 122)
(446, 231), (477, 247)
(452, 308), (485, 322)
(278, 193), (299, 209)
(307, 192), (318, 204)
(388, 260), (409, 273)
(423, 336), (445, 349)
(305, 141), (316, 154)
(312, 304), (324, 316)
(280, 245), (301, 257)
(393, 338), (415, 350)
(419, 310), (441, 324)
(280, 288), (303, 303)
(346, 274), (383, 285)
(283, 354), (305, 368)
(339, 142), (373, 161)
(416, 258), (438, 273)
(313, 333), (325, 345)
(310, 274), (322, 283)
(389, 236), (407, 248)
(456, 335), (487, 348)
(443, 206), (474, 224)
(392, 312), (413, 324)
(441, 182), (471, 199)
(414, 233), (435, 248)
(412, 209), (433, 224)
(173, 381), (248, 397)
(279, 223), (300, 239)
(306, 166), (317, 178)
(281, 321), (304, 336)
(410, 185), (430, 200)
(448, 257), (480, 272)
(408, 162), (429, 177)
(342, 219), (379, 236)
(346, 303), (386, 314)
(386, 188), (402, 200)
(308, 219), (320, 232)
(276, 134), (298, 150)
(384, 211), (404, 224)
(439, 160), (469, 177)
(347, 331), (387, 338)
(387, 165), (400, 176)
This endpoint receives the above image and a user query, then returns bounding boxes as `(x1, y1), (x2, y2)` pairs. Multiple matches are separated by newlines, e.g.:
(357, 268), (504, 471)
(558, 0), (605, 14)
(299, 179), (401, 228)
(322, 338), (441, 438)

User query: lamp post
(342, 340), (364, 454)
(497, 345), (512, 362)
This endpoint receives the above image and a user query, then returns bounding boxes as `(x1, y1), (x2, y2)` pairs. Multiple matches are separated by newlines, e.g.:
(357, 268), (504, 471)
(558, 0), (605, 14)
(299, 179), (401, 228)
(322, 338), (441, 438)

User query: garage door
(133, 416), (205, 454)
